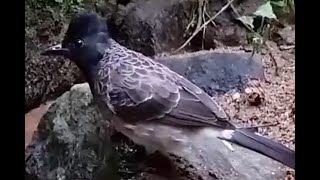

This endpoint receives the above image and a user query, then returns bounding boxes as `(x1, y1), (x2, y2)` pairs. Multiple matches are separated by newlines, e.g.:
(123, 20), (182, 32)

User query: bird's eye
(74, 39), (84, 48)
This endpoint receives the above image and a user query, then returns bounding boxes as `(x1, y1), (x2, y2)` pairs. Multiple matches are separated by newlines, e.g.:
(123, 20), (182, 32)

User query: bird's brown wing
(107, 52), (235, 129)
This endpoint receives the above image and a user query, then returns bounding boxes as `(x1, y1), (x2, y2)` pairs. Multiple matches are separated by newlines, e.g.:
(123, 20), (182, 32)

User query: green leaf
(237, 16), (254, 29)
(54, 0), (63, 3)
(253, 1), (277, 19)
(270, 0), (286, 7)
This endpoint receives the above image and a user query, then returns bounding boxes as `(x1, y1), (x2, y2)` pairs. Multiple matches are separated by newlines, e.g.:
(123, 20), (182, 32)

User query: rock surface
(156, 52), (265, 96)
(25, 82), (285, 180)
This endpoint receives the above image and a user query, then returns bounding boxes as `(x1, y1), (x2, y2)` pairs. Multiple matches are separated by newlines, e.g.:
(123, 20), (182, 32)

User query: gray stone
(157, 51), (265, 96)
(25, 83), (109, 180)
(25, 72), (285, 180)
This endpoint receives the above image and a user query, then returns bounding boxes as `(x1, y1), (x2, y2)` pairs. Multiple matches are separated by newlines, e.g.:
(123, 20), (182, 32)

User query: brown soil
(214, 39), (295, 178)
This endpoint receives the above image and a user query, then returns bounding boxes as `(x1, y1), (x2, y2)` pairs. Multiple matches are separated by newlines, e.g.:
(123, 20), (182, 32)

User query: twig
(196, 0), (204, 30)
(229, 2), (258, 60)
(284, 66), (295, 70)
(185, 10), (196, 34)
(279, 45), (295, 51)
(205, 11), (217, 27)
(258, 17), (265, 34)
(202, 0), (207, 49)
(266, 44), (279, 76)
(173, 0), (235, 53)
(249, 50), (255, 59)
(203, 0), (216, 27)
(269, 52), (279, 76)
(250, 122), (280, 129)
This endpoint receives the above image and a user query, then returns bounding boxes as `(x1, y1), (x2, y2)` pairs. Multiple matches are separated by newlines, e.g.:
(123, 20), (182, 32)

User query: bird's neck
(107, 38), (128, 52)
(77, 65), (96, 93)
(76, 39), (116, 83)
(84, 38), (129, 94)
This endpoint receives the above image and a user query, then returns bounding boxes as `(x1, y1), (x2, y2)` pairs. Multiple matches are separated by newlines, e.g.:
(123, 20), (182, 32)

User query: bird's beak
(41, 43), (71, 58)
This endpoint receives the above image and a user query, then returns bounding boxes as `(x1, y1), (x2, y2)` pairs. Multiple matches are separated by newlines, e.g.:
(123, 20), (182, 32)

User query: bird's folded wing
(108, 60), (234, 129)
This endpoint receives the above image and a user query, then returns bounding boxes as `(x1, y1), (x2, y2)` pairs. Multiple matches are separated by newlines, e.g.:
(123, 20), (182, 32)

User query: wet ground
(25, 101), (53, 149)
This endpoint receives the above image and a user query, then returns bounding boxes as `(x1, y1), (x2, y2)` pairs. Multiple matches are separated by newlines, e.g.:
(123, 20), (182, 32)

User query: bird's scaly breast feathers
(93, 40), (234, 129)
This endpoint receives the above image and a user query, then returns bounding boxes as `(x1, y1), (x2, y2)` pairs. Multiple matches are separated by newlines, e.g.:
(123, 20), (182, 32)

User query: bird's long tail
(218, 128), (295, 169)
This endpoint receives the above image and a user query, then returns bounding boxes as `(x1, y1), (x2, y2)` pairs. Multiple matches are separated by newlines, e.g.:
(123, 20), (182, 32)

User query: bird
(41, 12), (295, 170)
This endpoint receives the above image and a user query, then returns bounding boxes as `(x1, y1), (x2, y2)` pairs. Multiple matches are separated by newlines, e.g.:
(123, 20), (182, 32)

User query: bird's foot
(240, 122), (279, 133)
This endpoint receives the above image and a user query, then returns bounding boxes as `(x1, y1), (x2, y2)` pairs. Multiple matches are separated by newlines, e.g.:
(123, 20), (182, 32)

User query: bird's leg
(240, 122), (280, 133)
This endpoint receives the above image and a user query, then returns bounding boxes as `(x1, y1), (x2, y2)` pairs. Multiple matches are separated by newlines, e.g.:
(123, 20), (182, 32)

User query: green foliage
(237, 1), (277, 32)
(254, 1), (277, 19)
(236, 0), (294, 54)
(25, 0), (92, 46)
(271, 0), (295, 18)
(54, 0), (85, 15)
(26, 0), (86, 18)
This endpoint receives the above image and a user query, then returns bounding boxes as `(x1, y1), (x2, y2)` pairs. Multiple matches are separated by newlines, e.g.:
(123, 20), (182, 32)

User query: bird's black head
(42, 12), (110, 70)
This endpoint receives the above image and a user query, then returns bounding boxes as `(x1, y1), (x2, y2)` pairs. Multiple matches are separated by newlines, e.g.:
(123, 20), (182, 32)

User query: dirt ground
(214, 42), (295, 179)
(25, 29), (295, 180)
